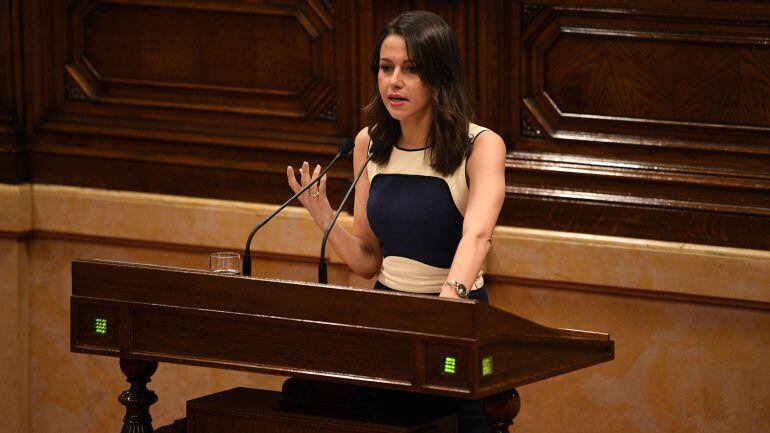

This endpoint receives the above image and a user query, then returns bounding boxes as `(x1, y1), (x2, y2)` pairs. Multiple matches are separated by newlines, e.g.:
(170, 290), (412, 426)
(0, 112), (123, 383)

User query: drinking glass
(209, 252), (241, 275)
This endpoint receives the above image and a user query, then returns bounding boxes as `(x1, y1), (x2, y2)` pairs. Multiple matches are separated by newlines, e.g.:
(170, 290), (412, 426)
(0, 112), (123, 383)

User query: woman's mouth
(388, 95), (408, 107)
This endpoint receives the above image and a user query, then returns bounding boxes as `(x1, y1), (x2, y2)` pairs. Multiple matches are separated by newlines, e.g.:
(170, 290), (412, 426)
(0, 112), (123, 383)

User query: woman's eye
(380, 64), (392, 72)
(405, 66), (418, 73)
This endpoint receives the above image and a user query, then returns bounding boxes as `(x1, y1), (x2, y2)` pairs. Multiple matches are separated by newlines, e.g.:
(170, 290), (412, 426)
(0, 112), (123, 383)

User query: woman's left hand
(286, 161), (334, 230)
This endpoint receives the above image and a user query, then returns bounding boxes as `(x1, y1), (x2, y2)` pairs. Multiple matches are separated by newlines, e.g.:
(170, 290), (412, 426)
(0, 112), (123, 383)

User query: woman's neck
(397, 112), (432, 150)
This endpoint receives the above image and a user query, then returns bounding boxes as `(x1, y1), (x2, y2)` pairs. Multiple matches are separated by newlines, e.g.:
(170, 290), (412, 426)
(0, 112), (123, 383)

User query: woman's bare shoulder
(470, 127), (505, 156)
(353, 127), (372, 160)
(355, 127), (371, 144)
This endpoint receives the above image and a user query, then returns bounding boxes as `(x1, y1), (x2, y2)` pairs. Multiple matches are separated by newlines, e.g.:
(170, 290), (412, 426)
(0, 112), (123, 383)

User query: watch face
(457, 283), (469, 297)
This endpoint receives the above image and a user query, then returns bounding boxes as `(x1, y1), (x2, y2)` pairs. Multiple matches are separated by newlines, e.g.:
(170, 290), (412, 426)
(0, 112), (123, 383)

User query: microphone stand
(318, 144), (383, 284)
(242, 140), (354, 276)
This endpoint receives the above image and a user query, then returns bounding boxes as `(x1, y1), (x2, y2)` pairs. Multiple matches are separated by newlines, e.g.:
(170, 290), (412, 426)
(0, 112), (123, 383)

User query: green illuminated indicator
(443, 356), (456, 375)
(482, 356), (493, 377)
(94, 318), (108, 335)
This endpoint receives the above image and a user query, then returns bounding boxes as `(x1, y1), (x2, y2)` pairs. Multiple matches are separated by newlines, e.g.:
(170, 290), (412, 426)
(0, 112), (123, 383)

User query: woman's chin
(386, 110), (406, 121)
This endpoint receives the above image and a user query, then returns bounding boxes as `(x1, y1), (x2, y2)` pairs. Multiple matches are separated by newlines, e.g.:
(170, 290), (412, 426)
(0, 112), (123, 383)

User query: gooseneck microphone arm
(318, 141), (385, 284)
(242, 139), (354, 277)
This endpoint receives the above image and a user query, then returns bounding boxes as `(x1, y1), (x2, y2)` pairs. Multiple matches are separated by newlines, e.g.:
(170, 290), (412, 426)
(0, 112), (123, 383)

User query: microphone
(318, 140), (387, 284)
(242, 139), (355, 276)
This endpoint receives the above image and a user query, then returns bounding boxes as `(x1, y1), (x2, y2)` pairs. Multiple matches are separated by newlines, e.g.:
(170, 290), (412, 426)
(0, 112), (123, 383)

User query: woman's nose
(390, 69), (404, 87)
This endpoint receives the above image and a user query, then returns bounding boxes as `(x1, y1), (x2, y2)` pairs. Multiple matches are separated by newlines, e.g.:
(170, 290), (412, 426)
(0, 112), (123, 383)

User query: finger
(301, 161), (310, 186)
(286, 166), (301, 193)
(320, 173), (327, 197)
(311, 164), (321, 186)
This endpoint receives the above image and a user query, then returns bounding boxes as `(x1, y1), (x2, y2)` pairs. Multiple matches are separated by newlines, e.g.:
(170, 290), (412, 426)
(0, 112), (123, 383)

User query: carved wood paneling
(513, 1), (770, 249)
(0, 3), (9, 118)
(477, 0), (510, 141)
(25, 0), (357, 208)
(0, 0), (25, 183)
(523, 7), (770, 148)
(29, 130), (354, 205)
(7, 0), (770, 249)
(499, 193), (770, 250)
(67, 1), (334, 118)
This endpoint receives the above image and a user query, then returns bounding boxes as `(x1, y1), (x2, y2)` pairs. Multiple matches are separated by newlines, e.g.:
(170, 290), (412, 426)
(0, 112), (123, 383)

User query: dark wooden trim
(517, 0), (770, 21)
(499, 194), (770, 250)
(28, 150), (354, 206)
(1, 0), (26, 183)
(20, 0), (57, 136)
(0, 230), (32, 241)
(486, 274), (770, 313)
(0, 147), (27, 183)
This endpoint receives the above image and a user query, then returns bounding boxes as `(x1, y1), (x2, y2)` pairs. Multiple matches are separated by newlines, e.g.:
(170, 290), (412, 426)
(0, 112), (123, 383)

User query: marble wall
(0, 238), (29, 433)
(493, 283), (770, 433)
(1, 184), (768, 432)
(0, 184), (31, 433)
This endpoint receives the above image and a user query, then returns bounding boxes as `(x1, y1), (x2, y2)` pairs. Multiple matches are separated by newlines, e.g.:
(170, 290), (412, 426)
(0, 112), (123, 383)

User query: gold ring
(309, 190), (320, 197)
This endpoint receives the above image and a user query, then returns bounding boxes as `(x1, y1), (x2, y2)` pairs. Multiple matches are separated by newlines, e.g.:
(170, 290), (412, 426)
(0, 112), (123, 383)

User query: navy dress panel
(367, 174), (463, 268)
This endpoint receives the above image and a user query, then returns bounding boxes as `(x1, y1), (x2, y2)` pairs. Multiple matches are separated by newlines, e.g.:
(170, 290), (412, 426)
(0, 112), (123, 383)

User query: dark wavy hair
(363, 11), (473, 176)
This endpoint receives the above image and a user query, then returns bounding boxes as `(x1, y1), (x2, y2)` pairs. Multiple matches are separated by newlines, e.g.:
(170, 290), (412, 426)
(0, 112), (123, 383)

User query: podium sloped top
(71, 260), (613, 398)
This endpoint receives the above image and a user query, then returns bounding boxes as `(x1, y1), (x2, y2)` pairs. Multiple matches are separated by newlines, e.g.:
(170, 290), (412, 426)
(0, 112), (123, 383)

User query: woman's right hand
(287, 161), (334, 230)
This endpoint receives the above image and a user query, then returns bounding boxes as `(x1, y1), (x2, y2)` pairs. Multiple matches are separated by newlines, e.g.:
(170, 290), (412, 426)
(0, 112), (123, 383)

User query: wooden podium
(70, 260), (614, 432)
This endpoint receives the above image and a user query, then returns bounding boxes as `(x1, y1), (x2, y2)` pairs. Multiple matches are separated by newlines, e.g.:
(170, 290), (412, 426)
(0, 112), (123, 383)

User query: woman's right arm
(286, 128), (383, 279)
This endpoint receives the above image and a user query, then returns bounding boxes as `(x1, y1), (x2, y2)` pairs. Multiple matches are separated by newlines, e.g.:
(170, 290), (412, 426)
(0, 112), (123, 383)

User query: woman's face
(377, 35), (432, 123)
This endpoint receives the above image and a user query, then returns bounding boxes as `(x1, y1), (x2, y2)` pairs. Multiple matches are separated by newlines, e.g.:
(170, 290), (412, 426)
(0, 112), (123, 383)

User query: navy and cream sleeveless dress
(366, 123), (489, 297)
(365, 123), (493, 433)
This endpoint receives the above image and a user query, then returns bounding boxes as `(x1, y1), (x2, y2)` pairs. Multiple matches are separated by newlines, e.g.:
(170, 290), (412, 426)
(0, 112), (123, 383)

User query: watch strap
(446, 279), (469, 298)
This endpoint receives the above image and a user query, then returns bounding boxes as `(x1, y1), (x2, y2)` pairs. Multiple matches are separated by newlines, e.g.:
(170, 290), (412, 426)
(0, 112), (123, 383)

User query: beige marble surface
(31, 184), (325, 258)
(0, 239), (29, 433)
(2, 183), (770, 433)
(490, 282), (770, 433)
(23, 184), (770, 304)
(0, 184), (32, 234)
(488, 226), (770, 303)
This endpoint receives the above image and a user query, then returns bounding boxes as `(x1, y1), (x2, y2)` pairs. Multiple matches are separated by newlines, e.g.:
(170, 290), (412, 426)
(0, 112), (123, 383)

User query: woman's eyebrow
(379, 57), (415, 65)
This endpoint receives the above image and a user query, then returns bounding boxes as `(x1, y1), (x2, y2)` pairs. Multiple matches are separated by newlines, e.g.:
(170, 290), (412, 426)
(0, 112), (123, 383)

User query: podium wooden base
(156, 387), (457, 433)
(155, 419), (186, 433)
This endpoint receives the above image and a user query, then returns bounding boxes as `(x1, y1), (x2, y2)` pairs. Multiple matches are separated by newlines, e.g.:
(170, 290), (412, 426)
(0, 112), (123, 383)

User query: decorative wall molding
(512, 3), (770, 249)
(521, 7), (770, 149)
(520, 108), (545, 138)
(317, 98), (337, 121)
(64, 74), (87, 101)
(64, 0), (336, 118)
(321, 0), (335, 16)
(522, 4), (547, 29)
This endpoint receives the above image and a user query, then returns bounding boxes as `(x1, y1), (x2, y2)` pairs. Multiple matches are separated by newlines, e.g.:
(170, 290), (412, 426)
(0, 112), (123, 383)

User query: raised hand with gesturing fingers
(287, 161), (334, 231)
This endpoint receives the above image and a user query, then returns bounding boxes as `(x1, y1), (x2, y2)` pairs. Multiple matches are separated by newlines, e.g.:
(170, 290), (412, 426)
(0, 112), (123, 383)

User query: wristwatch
(445, 280), (469, 298)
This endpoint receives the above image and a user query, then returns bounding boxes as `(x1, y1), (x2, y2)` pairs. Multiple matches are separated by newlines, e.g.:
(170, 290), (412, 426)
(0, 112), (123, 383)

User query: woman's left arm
(440, 131), (507, 299)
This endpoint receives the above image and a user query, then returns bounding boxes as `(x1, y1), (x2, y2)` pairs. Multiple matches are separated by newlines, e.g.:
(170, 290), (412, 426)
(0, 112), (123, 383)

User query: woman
(287, 10), (505, 432)
(288, 10), (505, 300)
